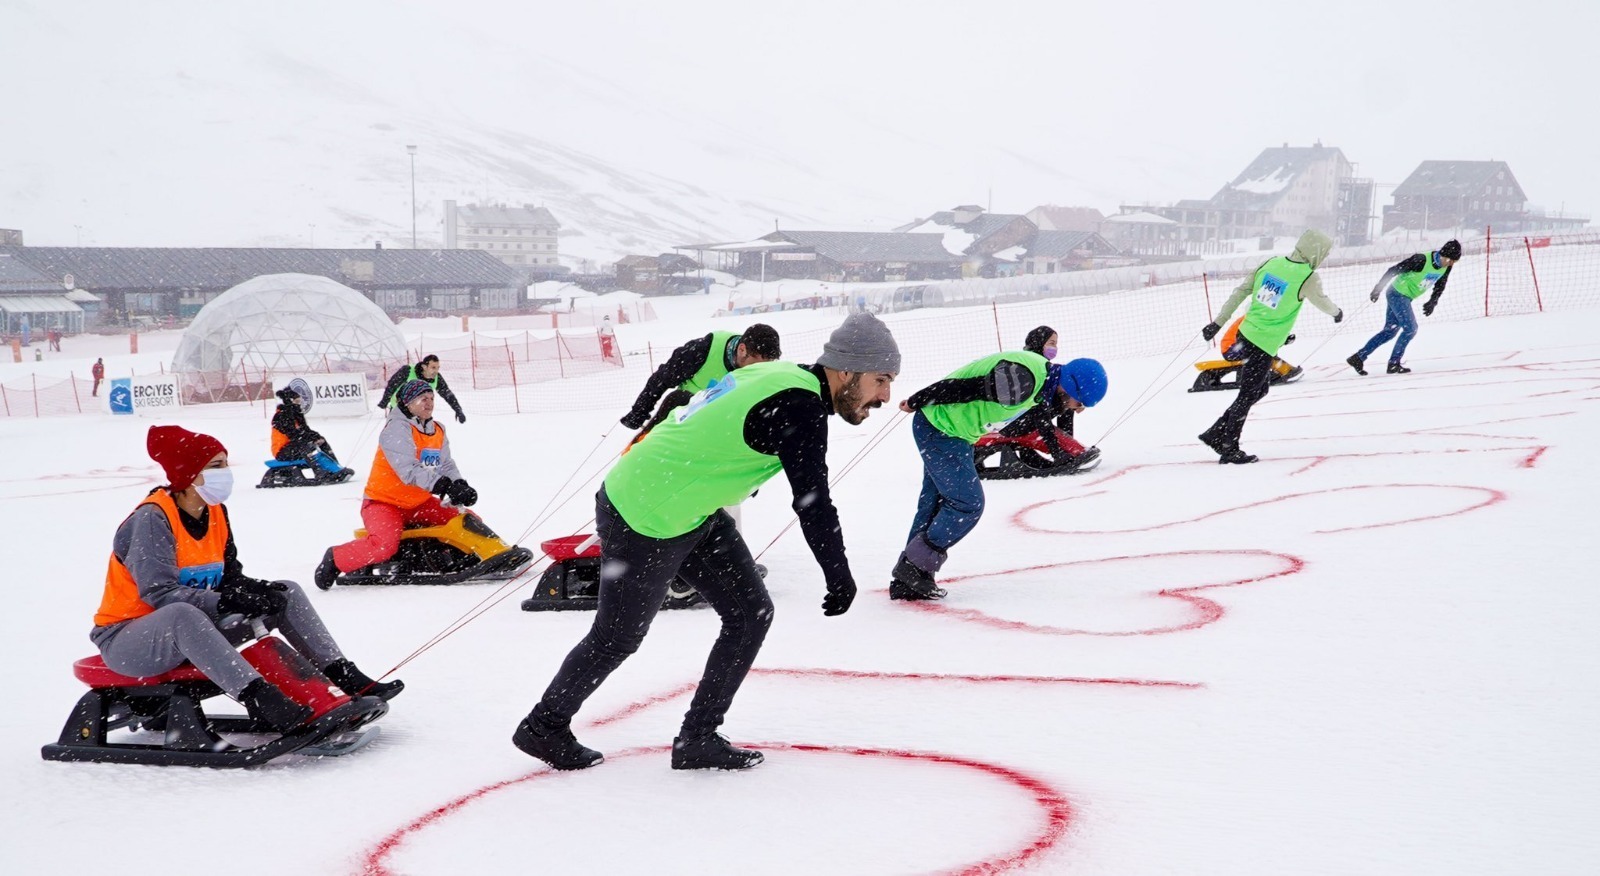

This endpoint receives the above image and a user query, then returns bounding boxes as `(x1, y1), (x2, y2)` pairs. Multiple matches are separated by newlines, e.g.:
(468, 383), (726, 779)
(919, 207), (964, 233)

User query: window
(468, 242), (478, 248)
(513, 255), (523, 263)
(546, 244), (555, 251)
(516, 243), (523, 249)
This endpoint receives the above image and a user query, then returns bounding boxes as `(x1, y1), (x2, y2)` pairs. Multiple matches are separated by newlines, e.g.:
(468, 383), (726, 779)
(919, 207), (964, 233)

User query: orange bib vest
(270, 426), (290, 456)
(364, 420), (447, 509)
(96, 490), (229, 627)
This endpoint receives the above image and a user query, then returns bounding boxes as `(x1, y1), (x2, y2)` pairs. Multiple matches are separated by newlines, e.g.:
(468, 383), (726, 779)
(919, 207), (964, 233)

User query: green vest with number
(1239, 256), (1314, 356)
(387, 365), (440, 408)
(605, 361), (820, 538)
(682, 331), (739, 393)
(1392, 253), (1446, 300)
(921, 351), (1049, 444)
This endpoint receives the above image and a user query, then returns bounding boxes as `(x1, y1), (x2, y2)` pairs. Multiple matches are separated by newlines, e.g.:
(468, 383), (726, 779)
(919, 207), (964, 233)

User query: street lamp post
(406, 144), (418, 248)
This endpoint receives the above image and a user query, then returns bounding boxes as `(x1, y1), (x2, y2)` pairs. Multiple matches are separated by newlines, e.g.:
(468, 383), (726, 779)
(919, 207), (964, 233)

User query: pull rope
(1092, 333), (1207, 446)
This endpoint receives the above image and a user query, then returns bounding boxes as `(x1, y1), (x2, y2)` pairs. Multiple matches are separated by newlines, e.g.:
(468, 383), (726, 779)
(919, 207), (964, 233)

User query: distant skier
(1347, 239), (1461, 375)
(512, 313), (900, 772)
(1198, 229), (1343, 464)
(377, 354), (467, 424)
(894, 349), (1107, 600)
(91, 357), (105, 396)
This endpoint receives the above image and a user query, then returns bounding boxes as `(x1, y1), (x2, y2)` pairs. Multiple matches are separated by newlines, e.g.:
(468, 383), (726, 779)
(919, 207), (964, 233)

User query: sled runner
(1188, 358), (1303, 392)
(323, 511), (535, 588)
(256, 457), (355, 488)
(974, 429), (1102, 480)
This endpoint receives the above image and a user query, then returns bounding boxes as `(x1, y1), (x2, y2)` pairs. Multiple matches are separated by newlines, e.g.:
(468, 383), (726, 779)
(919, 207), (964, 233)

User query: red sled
(974, 429), (1102, 480)
(521, 534), (704, 612)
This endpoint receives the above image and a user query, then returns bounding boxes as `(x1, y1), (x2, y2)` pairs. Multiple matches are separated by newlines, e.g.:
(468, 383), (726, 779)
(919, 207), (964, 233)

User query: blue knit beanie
(1060, 358), (1107, 407)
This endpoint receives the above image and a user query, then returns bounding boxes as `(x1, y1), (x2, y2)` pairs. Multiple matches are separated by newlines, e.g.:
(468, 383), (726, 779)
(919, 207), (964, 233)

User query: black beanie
(1439, 239), (1462, 260)
(1024, 325), (1057, 356)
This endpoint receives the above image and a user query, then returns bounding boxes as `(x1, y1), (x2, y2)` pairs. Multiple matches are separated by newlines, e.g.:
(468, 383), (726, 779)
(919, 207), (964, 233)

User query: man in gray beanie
(514, 313), (900, 772)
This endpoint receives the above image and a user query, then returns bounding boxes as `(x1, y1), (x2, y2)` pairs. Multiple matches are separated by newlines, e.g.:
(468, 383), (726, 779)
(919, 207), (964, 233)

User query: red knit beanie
(147, 425), (227, 491)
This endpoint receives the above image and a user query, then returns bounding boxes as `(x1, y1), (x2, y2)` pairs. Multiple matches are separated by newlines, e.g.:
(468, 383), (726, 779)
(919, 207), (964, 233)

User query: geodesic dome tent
(172, 273), (407, 403)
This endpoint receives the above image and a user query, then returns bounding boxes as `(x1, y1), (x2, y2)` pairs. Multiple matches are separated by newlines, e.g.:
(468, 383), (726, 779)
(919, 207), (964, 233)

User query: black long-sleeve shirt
(627, 333), (728, 420)
(741, 363), (852, 590)
(903, 360), (1038, 411)
(378, 364), (465, 417)
(270, 404), (322, 445)
(1372, 253), (1453, 303)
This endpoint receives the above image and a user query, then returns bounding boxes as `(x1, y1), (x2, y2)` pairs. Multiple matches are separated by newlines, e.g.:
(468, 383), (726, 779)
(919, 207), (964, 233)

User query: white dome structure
(173, 273), (407, 401)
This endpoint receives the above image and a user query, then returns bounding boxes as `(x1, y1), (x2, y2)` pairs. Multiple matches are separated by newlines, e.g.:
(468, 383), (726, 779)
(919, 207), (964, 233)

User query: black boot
(237, 678), (313, 733)
(513, 715), (603, 770)
(889, 553), (946, 601)
(1386, 361), (1411, 374)
(1218, 448), (1259, 464)
(671, 732), (764, 770)
(1346, 354), (1367, 376)
(1197, 426), (1230, 456)
(314, 548), (339, 591)
(323, 659), (405, 701)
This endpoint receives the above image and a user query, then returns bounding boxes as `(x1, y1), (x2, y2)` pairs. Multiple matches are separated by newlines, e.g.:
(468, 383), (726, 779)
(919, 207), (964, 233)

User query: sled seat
(73, 655), (211, 689)
(541, 534), (601, 562)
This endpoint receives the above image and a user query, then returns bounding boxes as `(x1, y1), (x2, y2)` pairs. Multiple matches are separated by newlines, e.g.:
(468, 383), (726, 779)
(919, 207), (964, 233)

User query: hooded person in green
(893, 350), (1108, 600)
(513, 313), (901, 773)
(1198, 229), (1344, 464)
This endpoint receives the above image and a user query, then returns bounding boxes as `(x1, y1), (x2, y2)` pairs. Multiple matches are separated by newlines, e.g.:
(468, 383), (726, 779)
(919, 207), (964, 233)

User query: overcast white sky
(3, 0), (1595, 247)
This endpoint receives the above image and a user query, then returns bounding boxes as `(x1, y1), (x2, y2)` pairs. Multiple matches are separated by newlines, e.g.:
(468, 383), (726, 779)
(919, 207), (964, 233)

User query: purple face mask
(1043, 346), (1058, 361)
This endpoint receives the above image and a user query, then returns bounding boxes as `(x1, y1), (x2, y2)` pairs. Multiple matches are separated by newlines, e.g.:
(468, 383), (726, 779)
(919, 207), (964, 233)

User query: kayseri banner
(283, 373), (368, 417)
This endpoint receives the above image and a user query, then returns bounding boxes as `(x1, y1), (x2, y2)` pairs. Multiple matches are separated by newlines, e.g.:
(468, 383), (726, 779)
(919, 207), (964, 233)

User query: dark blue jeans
(1357, 288), (1419, 364)
(907, 412), (985, 552)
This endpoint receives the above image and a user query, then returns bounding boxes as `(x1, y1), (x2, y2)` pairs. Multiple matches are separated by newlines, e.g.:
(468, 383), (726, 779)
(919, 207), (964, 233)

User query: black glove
(1200, 322), (1221, 341)
(822, 578), (857, 617)
(218, 579), (288, 619)
(1422, 298), (1437, 317)
(377, 399), (388, 410)
(447, 479), (478, 507)
(1333, 309), (1344, 324)
(1369, 289), (1381, 303)
(431, 475), (454, 498)
(620, 408), (650, 430)
(455, 411), (467, 424)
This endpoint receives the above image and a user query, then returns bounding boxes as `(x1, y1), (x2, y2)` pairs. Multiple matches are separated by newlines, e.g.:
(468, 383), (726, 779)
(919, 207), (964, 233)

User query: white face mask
(194, 468), (234, 505)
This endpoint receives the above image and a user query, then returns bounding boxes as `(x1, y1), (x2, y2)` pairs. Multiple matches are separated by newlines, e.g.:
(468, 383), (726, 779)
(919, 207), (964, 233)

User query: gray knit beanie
(817, 312), (901, 374)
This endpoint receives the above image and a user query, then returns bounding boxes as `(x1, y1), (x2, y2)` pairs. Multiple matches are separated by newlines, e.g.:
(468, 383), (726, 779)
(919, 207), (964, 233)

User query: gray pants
(94, 581), (343, 697)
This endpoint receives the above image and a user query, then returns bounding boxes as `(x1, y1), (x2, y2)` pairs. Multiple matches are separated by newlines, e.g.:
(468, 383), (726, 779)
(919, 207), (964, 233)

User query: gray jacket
(377, 405), (462, 493)
(1214, 229), (1341, 324)
(90, 500), (227, 647)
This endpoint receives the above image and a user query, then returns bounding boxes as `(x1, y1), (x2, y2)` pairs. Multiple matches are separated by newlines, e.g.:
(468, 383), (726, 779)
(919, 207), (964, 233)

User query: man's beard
(833, 373), (880, 425)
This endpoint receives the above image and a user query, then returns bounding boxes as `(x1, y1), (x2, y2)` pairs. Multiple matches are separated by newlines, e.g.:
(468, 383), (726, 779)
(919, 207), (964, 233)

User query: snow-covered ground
(3, 301), (1598, 875)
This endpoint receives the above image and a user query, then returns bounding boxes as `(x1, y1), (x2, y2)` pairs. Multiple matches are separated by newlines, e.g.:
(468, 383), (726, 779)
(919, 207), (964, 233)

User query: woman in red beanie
(91, 425), (403, 733)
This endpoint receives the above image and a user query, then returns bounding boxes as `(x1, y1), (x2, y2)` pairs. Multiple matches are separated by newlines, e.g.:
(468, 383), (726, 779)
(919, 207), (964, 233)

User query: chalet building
(1025, 206), (1105, 233)
(1098, 211), (1183, 258)
(680, 231), (962, 283)
(898, 205), (1037, 277)
(1380, 160), (1584, 233)
(0, 246), (527, 325)
(444, 201), (561, 267)
(1019, 230), (1124, 274)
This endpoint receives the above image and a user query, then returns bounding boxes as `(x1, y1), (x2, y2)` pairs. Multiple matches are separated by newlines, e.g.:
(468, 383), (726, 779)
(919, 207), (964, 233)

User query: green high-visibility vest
(921, 351), (1048, 444)
(605, 361), (821, 538)
(387, 365), (440, 408)
(682, 331), (739, 393)
(1240, 256), (1314, 357)
(1392, 252), (1447, 300)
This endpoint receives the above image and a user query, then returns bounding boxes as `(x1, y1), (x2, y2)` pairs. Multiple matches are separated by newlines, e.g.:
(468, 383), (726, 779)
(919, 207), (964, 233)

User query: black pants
(531, 488), (774, 739)
(1205, 337), (1274, 451)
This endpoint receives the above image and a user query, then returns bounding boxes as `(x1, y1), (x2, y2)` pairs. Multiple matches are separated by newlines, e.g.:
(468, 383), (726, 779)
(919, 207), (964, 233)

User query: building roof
(1104, 211), (1177, 225)
(0, 295), (82, 314)
(1392, 160), (1522, 199)
(0, 247), (525, 292)
(917, 211), (1029, 242)
(1024, 231), (1113, 260)
(0, 252), (59, 292)
(456, 204), (561, 228)
(1209, 144), (1348, 209)
(768, 231), (962, 264)
(1027, 206), (1104, 232)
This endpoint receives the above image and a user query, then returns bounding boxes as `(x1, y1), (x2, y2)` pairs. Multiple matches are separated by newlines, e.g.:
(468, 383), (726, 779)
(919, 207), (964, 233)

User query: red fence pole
(471, 335), (479, 390)
(0, 383), (8, 416)
(71, 372), (81, 412)
(1524, 237), (1545, 313)
(555, 332), (566, 378)
(1202, 272), (1213, 320)
(32, 374), (39, 417)
(506, 339), (520, 414)
(646, 342), (654, 372)
(1482, 225), (1493, 317)
(991, 302), (1003, 351)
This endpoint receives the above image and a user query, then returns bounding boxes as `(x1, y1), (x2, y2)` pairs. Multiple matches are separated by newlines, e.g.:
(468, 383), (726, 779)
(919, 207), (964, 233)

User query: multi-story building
(1379, 160), (1582, 233)
(444, 201), (561, 267)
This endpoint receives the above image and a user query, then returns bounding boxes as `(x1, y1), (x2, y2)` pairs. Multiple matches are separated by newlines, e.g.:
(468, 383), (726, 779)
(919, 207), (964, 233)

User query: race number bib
(178, 561), (225, 591)
(674, 375), (737, 424)
(1254, 273), (1289, 309)
(419, 448), (442, 467)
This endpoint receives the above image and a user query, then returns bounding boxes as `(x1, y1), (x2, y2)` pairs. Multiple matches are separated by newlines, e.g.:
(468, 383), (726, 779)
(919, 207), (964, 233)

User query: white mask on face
(194, 468), (234, 505)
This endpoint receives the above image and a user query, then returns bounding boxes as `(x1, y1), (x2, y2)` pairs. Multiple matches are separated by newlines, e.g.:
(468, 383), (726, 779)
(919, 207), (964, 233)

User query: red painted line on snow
(1287, 456), (1328, 476)
(358, 743), (1075, 876)
(1014, 484), (1504, 536)
(895, 550), (1304, 637)
(586, 681), (698, 728)
(1521, 446), (1550, 468)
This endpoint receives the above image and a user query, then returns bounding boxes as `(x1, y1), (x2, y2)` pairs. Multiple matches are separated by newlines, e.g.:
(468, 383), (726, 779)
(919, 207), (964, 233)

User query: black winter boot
(1197, 426), (1231, 456)
(1346, 354), (1368, 376)
(889, 553), (946, 601)
(671, 733), (764, 770)
(1386, 361), (1411, 374)
(513, 715), (603, 770)
(1218, 448), (1259, 465)
(237, 678), (314, 733)
(314, 548), (340, 591)
(322, 659), (405, 701)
